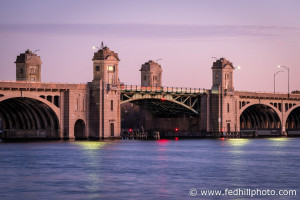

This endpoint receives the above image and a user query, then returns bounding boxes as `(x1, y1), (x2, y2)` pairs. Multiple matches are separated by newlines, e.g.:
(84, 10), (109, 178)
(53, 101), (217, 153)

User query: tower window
(30, 68), (35, 74)
(111, 100), (113, 111)
(82, 98), (85, 111)
(20, 68), (23, 75)
(144, 75), (147, 81)
(76, 98), (79, 111)
(107, 66), (115, 72)
(109, 74), (114, 84)
(96, 66), (100, 71)
(227, 103), (230, 113)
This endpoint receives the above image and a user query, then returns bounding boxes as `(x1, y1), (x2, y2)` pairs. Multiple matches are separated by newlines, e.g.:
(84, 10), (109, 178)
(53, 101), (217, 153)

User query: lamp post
(274, 71), (284, 93)
(277, 65), (290, 98)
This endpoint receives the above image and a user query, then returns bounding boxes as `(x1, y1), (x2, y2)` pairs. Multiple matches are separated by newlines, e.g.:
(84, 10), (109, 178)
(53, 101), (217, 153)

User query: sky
(0, 0), (299, 92)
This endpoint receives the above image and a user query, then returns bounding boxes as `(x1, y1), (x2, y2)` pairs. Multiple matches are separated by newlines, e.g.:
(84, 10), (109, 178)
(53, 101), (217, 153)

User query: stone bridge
(236, 91), (300, 135)
(0, 47), (299, 140)
(0, 81), (89, 139)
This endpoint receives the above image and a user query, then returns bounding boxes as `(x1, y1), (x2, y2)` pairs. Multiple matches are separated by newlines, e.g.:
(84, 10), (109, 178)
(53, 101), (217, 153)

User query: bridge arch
(0, 97), (59, 139)
(239, 102), (282, 120)
(285, 105), (300, 134)
(74, 119), (86, 139)
(121, 93), (199, 116)
(0, 93), (60, 118)
(239, 104), (281, 131)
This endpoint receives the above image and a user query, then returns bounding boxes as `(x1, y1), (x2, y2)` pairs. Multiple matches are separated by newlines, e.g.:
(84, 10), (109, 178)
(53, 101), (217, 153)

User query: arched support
(0, 97), (60, 139)
(285, 106), (300, 136)
(121, 93), (200, 116)
(239, 104), (281, 136)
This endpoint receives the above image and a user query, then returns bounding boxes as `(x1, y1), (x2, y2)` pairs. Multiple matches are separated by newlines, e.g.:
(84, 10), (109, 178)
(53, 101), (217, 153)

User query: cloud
(0, 23), (298, 39)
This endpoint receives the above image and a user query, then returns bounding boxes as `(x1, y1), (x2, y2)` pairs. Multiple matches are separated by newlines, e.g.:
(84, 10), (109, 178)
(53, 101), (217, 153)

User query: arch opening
(124, 98), (199, 117)
(286, 106), (300, 136)
(0, 97), (59, 139)
(240, 104), (281, 135)
(74, 119), (86, 140)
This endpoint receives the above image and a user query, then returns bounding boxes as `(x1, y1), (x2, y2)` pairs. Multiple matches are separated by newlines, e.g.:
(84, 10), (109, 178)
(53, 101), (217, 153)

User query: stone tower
(211, 58), (234, 93)
(90, 45), (121, 138)
(140, 60), (162, 87)
(210, 57), (237, 134)
(15, 49), (42, 82)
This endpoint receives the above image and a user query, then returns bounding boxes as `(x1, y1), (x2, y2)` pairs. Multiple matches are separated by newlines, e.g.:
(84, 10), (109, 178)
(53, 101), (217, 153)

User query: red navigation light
(161, 98), (166, 101)
(175, 137), (179, 141)
(175, 128), (179, 132)
(220, 137), (225, 140)
(129, 128), (133, 133)
(158, 139), (169, 143)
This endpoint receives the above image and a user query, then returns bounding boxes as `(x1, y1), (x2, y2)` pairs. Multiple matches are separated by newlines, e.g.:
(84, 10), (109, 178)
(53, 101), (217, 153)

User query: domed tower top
(92, 45), (120, 84)
(211, 57), (234, 69)
(92, 46), (120, 61)
(15, 49), (42, 82)
(140, 60), (162, 87)
(211, 58), (235, 92)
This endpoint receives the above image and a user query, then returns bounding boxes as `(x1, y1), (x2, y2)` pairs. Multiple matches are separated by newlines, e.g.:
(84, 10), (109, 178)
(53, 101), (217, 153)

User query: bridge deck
(0, 81), (87, 91)
(121, 85), (206, 94)
(236, 91), (300, 100)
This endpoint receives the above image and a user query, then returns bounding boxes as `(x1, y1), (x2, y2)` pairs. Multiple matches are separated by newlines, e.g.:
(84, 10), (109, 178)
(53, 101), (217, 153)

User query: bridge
(0, 47), (299, 140)
(237, 91), (300, 135)
(120, 85), (206, 116)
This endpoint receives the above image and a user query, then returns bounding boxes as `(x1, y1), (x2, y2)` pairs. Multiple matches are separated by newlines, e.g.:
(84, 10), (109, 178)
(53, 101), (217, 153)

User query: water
(0, 138), (300, 200)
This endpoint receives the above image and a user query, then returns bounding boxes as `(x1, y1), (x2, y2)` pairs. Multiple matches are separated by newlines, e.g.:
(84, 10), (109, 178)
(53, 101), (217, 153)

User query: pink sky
(0, 0), (299, 92)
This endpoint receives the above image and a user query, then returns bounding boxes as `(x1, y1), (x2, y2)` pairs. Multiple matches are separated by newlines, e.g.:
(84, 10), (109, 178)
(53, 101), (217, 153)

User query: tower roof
(92, 46), (120, 61)
(15, 49), (42, 64)
(140, 60), (162, 71)
(212, 58), (233, 69)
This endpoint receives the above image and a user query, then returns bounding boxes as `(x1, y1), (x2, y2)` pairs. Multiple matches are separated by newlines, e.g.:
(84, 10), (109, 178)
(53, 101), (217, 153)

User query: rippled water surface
(0, 138), (300, 200)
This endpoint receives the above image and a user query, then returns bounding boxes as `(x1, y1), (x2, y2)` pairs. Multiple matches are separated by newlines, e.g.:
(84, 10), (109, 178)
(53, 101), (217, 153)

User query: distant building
(15, 49), (42, 82)
(140, 60), (162, 87)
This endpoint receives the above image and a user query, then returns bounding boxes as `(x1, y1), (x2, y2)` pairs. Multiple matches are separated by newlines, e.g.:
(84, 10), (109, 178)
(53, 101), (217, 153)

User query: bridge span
(0, 47), (300, 140)
(121, 85), (206, 115)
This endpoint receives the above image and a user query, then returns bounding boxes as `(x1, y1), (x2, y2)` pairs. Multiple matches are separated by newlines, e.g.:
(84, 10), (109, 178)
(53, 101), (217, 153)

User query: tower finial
(101, 41), (104, 49)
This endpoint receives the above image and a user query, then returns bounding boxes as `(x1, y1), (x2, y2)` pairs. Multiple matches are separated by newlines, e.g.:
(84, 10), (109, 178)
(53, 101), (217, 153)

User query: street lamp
(92, 42), (105, 50)
(277, 65), (290, 98)
(92, 46), (100, 50)
(274, 71), (284, 93)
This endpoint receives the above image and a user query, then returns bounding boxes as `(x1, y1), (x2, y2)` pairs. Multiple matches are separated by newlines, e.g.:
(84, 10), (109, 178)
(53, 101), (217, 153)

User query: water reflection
(268, 137), (291, 146)
(74, 140), (108, 150)
(0, 138), (300, 200)
(72, 141), (110, 199)
(226, 138), (251, 147)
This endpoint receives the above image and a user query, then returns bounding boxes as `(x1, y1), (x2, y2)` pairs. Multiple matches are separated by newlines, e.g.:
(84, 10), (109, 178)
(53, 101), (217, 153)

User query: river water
(0, 138), (299, 200)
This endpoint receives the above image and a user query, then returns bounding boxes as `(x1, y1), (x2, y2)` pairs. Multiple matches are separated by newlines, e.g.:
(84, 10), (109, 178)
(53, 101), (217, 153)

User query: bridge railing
(121, 85), (206, 94)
